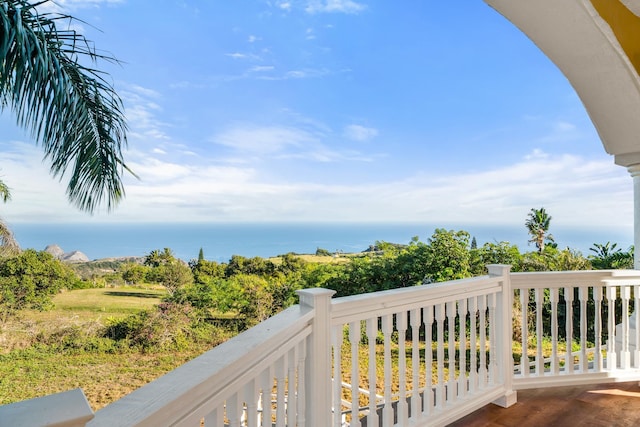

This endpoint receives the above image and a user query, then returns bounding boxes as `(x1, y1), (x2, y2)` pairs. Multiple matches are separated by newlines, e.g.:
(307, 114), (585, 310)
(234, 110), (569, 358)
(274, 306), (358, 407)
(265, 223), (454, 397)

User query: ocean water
(8, 222), (634, 262)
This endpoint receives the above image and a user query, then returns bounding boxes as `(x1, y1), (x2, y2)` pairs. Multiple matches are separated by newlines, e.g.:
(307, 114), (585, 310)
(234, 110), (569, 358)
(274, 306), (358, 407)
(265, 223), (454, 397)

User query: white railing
(88, 292), (322, 427)
(329, 264), (515, 427)
(511, 270), (640, 389)
(3, 267), (640, 427)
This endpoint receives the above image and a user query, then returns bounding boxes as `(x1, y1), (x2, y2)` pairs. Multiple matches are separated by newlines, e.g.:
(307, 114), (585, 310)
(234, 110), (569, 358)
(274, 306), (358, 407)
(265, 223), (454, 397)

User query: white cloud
(120, 84), (171, 143)
(306, 28), (316, 40)
(225, 52), (261, 61)
(305, 0), (367, 14)
(0, 140), (631, 232)
(281, 68), (330, 79)
(525, 148), (548, 160)
(344, 124), (378, 142)
(212, 126), (316, 154)
(249, 65), (276, 73)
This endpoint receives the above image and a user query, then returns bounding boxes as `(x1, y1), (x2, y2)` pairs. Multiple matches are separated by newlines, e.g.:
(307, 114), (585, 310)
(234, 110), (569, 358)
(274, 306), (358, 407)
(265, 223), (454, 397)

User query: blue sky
(0, 0), (633, 234)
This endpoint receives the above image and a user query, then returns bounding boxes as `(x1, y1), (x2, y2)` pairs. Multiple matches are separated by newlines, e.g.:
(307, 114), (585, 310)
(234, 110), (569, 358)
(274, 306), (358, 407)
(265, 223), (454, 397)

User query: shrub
(103, 302), (219, 350)
(0, 250), (82, 321)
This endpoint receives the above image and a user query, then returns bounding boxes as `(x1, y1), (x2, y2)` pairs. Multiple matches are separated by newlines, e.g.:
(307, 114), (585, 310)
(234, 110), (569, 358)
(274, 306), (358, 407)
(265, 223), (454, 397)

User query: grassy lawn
(0, 347), (210, 410)
(52, 286), (166, 317)
(0, 285), (220, 411)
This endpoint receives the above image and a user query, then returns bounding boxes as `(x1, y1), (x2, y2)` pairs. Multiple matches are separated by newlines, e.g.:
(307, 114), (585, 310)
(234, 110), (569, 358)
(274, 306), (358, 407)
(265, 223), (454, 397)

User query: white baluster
(287, 346), (297, 425)
(425, 306), (434, 415)
(366, 317), (379, 427)
(487, 293), (497, 385)
(276, 357), (287, 427)
(227, 392), (242, 427)
(520, 289), (529, 377)
(593, 287), (603, 372)
(332, 325), (343, 427)
(478, 296), (488, 388)
(382, 314), (393, 427)
(578, 287), (589, 372)
(550, 288), (559, 375)
(620, 285), (631, 369)
(468, 297), (478, 392)
(260, 367), (273, 427)
(457, 298), (468, 399)
(349, 321), (360, 423)
(435, 303), (446, 409)
(297, 341), (307, 427)
(396, 311), (409, 425)
(607, 285), (618, 370)
(446, 301), (457, 403)
(410, 309), (421, 419)
(244, 379), (259, 427)
(534, 288), (544, 376)
(564, 287), (574, 374)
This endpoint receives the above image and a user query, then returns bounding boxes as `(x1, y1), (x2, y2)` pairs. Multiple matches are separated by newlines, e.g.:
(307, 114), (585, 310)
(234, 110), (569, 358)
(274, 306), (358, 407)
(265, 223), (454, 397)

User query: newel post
(487, 264), (517, 408)
(297, 288), (336, 427)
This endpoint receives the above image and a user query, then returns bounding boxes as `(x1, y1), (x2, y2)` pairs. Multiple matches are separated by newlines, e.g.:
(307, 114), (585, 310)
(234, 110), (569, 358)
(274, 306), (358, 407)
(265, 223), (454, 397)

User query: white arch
(486, 0), (640, 267)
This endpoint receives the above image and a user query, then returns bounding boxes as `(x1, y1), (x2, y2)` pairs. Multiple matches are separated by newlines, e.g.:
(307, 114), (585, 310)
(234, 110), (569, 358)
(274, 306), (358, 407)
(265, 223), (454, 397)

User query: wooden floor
(447, 381), (640, 427)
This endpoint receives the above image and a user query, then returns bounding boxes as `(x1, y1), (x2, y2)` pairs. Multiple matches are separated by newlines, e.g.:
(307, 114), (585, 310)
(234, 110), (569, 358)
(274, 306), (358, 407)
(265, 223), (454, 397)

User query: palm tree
(0, 0), (133, 253)
(589, 242), (633, 269)
(525, 207), (554, 253)
(1, 0), (132, 210)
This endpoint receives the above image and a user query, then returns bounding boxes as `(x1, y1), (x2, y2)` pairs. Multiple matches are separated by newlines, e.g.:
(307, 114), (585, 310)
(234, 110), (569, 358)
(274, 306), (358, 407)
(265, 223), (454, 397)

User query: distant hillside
(70, 257), (145, 280)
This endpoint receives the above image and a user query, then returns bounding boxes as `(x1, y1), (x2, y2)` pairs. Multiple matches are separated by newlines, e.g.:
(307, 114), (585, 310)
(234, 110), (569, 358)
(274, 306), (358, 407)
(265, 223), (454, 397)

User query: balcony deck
(449, 381), (640, 427)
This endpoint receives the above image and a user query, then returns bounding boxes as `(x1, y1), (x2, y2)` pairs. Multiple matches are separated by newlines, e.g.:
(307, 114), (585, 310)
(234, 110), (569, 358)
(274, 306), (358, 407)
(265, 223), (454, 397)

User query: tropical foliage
(1, 0), (132, 212)
(0, 249), (81, 321)
(589, 242), (634, 269)
(525, 207), (555, 253)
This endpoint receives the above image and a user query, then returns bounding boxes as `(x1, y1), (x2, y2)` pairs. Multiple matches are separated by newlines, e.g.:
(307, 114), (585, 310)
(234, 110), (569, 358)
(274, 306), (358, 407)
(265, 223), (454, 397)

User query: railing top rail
(511, 269), (640, 289)
(331, 274), (504, 324)
(88, 304), (313, 427)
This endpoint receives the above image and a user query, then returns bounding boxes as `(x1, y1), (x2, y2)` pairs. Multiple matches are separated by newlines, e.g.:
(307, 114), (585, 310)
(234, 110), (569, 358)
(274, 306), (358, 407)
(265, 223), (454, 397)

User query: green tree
(525, 207), (554, 253)
(589, 242), (634, 269)
(471, 241), (522, 275)
(423, 229), (472, 282)
(0, 249), (81, 321)
(144, 248), (175, 267)
(161, 261), (193, 295)
(189, 258), (225, 284)
(225, 255), (276, 277)
(120, 262), (148, 284)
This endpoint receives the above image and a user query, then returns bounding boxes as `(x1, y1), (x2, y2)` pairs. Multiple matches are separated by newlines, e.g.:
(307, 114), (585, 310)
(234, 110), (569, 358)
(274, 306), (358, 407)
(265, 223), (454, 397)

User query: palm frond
(0, 178), (11, 202)
(0, 0), (133, 213)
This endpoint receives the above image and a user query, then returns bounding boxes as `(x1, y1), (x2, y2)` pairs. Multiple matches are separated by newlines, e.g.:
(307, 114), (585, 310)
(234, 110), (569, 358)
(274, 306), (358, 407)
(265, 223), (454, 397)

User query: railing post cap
(296, 288), (336, 297)
(487, 264), (512, 276)
(296, 288), (336, 307)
